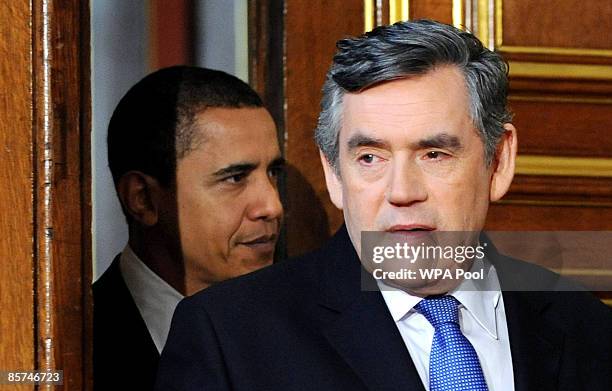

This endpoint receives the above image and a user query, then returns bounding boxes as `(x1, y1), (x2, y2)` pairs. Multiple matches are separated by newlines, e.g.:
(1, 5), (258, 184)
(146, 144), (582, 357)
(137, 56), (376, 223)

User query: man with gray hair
(156, 20), (611, 391)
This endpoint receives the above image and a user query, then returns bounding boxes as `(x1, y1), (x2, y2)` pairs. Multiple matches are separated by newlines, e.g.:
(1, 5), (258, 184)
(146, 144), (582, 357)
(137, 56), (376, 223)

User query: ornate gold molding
(455, 0), (494, 49)
(515, 155), (612, 178)
(452, 0), (464, 29)
(494, 0), (503, 47)
(500, 45), (612, 58)
(364, 0), (375, 32)
(364, 0), (410, 31)
(477, 0), (492, 49)
(509, 95), (612, 105)
(509, 61), (612, 80)
(389, 0), (409, 24)
(495, 0), (612, 57)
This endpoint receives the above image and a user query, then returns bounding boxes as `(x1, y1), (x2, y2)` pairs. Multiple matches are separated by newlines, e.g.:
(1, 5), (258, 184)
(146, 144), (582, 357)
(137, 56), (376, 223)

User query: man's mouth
(239, 234), (277, 253)
(386, 225), (435, 232)
(385, 225), (436, 240)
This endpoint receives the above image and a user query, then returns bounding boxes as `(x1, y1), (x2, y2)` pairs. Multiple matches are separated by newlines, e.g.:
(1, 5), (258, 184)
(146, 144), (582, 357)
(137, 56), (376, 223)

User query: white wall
(91, 0), (248, 280)
(91, 0), (149, 279)
(195, 0), (249, 82)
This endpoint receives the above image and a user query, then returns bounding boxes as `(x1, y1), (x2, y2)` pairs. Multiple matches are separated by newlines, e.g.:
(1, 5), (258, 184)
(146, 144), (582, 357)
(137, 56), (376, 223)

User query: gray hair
(314, 19), (512, 171)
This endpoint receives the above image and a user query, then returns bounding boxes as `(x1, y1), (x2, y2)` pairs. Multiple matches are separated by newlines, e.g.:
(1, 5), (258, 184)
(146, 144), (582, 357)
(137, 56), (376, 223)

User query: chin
(242, 256), (274, 269)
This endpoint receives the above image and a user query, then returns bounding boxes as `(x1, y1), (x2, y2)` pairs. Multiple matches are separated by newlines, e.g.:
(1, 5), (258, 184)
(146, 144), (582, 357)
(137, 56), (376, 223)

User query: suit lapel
(106, 257), (159, 359)
(502, 291), (564, 391)
(316, 227), (426, 391)
(321, 292), (427, 391)
(488, 242), (565, 391)
(94, 256), (160, 389)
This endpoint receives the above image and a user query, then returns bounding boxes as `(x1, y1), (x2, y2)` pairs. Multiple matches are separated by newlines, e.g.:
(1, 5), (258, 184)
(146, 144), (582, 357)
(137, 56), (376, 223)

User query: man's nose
(385, 158), (428, 206)
(248, 175), (284, 221)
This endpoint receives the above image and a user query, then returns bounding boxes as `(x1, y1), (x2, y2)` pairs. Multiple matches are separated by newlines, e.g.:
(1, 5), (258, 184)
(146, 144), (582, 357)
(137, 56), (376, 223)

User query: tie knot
(415, 295), (460, 327)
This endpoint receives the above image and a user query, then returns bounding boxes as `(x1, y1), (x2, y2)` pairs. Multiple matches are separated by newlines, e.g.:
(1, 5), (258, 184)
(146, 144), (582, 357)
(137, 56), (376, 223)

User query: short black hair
(107, 66), (263, 188)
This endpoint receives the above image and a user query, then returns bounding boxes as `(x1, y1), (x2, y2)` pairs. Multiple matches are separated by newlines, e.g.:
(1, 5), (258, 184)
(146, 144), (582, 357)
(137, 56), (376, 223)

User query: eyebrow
(347, 133), (390, 151)
(213, 163), (257, 177)
(212, 156), (285, 177)
(417, 133), (463, 151)
(347, 131), (463, 152)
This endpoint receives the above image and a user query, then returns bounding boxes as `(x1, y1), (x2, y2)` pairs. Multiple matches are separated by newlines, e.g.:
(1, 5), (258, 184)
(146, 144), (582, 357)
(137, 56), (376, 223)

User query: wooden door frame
(0, 1), (92, 389)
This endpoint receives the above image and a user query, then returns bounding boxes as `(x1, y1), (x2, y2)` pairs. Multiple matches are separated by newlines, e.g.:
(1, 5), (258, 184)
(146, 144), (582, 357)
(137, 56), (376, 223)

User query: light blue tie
(415, 296), (488, 391)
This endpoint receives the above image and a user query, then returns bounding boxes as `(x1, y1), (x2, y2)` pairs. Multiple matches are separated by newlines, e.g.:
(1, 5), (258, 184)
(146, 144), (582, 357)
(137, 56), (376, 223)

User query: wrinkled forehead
(338, 67), (472, 144)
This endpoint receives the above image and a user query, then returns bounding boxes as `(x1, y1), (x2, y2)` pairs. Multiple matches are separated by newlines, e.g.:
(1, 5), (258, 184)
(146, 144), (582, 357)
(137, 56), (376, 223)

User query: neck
(128, 227), (187, 295)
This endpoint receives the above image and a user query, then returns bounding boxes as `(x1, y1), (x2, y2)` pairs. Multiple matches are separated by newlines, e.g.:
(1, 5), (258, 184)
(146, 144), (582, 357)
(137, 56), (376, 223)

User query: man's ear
(319, 151), (343, 210)
(490, 123), (517, 202)
(117, 171), (163, 226)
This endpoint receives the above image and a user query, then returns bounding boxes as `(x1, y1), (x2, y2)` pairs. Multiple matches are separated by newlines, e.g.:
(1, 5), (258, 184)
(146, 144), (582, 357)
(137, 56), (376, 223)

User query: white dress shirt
(119, 245), (184, 353)
(378, 259), (515, 391)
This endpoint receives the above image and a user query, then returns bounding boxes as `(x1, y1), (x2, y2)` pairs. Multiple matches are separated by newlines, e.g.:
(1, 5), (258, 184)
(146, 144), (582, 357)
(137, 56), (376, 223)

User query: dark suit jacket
(94, 255), (159, 391)
(155, 226), (612, 391)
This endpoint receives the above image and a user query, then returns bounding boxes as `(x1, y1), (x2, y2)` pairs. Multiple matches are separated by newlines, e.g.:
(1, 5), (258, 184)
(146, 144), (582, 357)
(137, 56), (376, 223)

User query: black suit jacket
(155, 226), (612, 390)
(94, 255), (160, 391)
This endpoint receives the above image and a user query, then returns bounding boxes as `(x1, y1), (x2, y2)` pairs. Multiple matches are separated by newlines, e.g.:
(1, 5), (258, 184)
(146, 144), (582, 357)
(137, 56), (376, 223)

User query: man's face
(175, 107), (283, 293)
(323, 66), (505, 258)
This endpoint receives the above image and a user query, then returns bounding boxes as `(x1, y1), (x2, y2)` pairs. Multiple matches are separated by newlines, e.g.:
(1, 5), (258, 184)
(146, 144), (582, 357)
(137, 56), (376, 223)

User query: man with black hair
(156, 22), (611, 391)
(93, 66), (284, 390)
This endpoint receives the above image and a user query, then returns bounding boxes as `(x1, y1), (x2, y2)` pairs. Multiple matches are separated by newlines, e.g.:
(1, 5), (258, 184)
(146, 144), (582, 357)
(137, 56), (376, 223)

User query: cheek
(431, 173), (490, 228)
(177, 196), (210, 254)
(341, 178), (385, 230)
(177, 190), (207, 227)
(177, 202), (243, 272)
(176, 189), (226, 252)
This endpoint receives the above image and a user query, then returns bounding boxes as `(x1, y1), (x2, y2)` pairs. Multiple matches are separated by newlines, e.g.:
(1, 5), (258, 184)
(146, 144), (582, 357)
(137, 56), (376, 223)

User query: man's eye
(225, 173), (247, 183)
(425, 151), (448, 160)
(358, 154), (377, 164)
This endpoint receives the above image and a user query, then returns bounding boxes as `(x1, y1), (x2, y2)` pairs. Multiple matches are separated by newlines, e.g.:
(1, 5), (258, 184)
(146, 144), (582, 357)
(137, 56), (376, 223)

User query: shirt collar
(378, 257), (501, 339)
(450, 258), (501, 339)
(119, 245), (184, 353)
